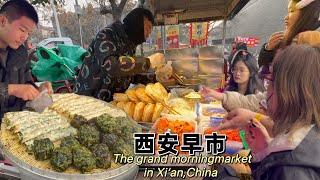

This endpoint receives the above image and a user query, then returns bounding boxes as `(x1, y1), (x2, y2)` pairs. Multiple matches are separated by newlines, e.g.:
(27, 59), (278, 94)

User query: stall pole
(222, 17), (228, 84)
(161, 26), (167, 50)
(75, 0), (84, 47)
(50, 0), (62, 37)
(222, 17), (227, 49)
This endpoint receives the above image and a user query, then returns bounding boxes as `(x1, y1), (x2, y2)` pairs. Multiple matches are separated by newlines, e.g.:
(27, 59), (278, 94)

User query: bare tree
(30, 0), (65, 6)
(93, 0), (136, 21)
(29, 27), (46, 43)
(80, 4), (105, 44)
(0, 0), (65, 6)
(57, 3), (104, 46)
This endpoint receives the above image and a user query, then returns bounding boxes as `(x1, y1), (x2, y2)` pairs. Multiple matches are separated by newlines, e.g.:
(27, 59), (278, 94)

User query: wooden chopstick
(156, 97), (181, 115)
(150, 94), (182, 116)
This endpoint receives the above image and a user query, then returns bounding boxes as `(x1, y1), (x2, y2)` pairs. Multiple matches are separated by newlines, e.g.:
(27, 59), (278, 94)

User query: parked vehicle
(28, 37), (73, 62)
(37, 37), (73, 47)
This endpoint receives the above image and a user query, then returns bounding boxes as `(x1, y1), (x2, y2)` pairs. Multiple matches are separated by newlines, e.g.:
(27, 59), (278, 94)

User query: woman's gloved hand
(148, 53), (166, 69)
(156, 61), (173, 82)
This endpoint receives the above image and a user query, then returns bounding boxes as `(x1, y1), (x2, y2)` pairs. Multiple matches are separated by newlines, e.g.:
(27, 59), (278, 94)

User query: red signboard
(166, 26), (179, 49)
(157, 26), (179, 49)
(190, 22), (209, 47)
(235, 37), (259, 47)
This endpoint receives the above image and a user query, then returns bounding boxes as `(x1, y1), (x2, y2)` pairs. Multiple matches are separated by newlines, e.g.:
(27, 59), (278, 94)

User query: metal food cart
(141, 0), (250, 90)
(0, 1), (250, 179)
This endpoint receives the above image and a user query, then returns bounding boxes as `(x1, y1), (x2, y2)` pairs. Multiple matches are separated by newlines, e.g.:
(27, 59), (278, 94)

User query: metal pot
(165, 85), (188, 91)
(182, 78), (205, 91)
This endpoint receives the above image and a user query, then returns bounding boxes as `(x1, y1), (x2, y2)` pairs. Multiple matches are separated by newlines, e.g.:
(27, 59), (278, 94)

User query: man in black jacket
(0, 0), (52, 119)
(74, 8), (166, 102)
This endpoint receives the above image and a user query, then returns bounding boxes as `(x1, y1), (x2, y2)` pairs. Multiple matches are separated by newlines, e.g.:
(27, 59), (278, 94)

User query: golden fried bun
(146, 83), (162, 101)
(113, 93), (129, 102)
(227, 164), (249, 174)
(125, 89), (140, 103)
(136, 87), (155, 104)
(133, 102), (146, 122)
(236, 150), (250, 157)
(142, 103), (155, 122)
(110, 101), (118, 106)
(152, 103), (164, 123)
(123, 102), (135, 117)
(154, 82), (168, 97)
(116, 101), (126, 110)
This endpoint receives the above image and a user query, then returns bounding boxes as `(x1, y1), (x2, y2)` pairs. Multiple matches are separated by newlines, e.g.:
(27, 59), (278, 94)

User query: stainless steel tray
(0, 94), (140, 180)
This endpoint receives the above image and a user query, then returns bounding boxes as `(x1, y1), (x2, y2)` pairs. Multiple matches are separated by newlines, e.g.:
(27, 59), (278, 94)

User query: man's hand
(148, 53), (165, 69)
(39, 81), (53, 94)
(216, 108), (256, 131)
(8, 84), (39, 101)
(155, 62), (173, 82)
(267, 31), (284, 50)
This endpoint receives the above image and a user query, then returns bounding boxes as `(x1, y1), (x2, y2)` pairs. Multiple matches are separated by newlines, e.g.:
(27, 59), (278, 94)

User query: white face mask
(260, 99), (268, 112)
(260, 94), (273, 113)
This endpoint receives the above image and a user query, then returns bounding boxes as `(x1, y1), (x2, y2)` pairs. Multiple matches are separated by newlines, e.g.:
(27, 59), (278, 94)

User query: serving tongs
(149, 94), (182, 116)
(172, 72), (184, 85)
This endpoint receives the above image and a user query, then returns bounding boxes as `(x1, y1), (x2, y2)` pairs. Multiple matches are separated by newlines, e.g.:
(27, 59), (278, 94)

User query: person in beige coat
(201, 31), (320, 116)
(201, 0), (320, 117)
(201, 87), (267, 114)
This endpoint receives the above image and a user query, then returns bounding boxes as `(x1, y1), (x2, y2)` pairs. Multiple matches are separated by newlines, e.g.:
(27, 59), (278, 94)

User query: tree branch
(30, 0), (65, 6)
(100, 7), (113, 15)
(119, 0), (128, 11)
(109, 0), (117, 11)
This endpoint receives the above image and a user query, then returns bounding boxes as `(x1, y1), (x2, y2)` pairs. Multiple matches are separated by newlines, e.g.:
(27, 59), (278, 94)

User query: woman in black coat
(258, 0), (320, 78)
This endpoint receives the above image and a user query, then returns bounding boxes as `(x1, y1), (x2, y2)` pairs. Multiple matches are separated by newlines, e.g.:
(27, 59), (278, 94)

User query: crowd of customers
(201, 0), (320, 179)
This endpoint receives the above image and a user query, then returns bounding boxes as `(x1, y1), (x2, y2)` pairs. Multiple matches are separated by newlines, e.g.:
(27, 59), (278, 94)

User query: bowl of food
(203, 127), (244, 155)
(183, 92), (205, 107)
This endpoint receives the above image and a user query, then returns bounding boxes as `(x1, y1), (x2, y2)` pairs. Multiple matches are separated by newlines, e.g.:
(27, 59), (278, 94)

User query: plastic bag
(26, 89), (53, 112)
(31, 45), (85, 82)
(156, 61), (173, 82)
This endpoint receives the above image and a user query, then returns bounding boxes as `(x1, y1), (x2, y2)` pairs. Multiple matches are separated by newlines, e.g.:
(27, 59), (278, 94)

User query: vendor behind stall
(74, 8), (169, 102)
(226, 50), (264, 95)
(0, 0), (52, 119)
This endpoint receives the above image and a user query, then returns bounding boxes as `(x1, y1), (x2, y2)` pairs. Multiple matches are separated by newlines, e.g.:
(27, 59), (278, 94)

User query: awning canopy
(153, 0), (250, 25)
